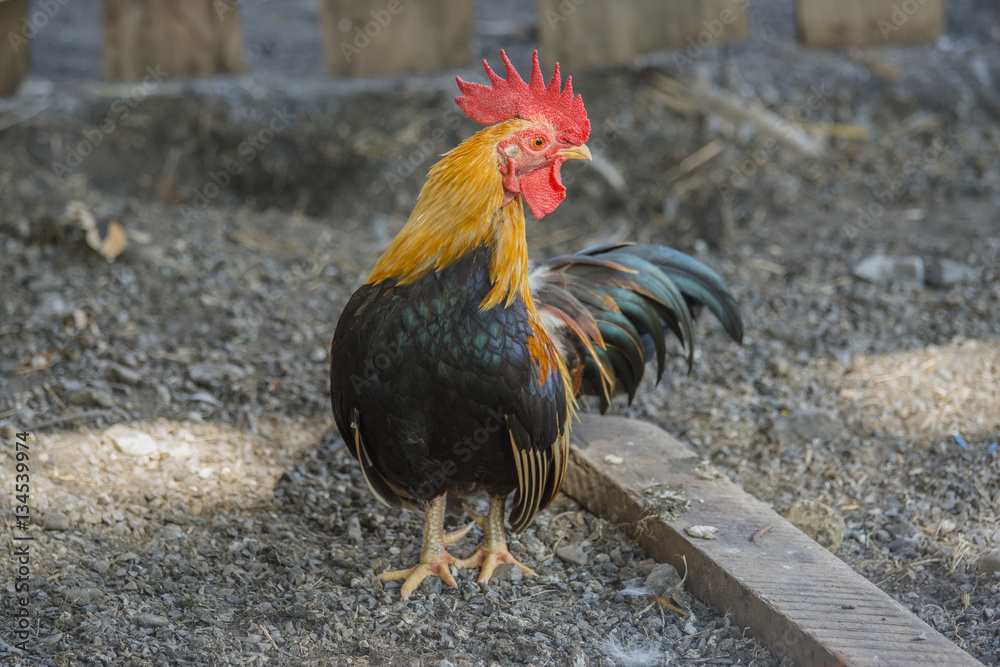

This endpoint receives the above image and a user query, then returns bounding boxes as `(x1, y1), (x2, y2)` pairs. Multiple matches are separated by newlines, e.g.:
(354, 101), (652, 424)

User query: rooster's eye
(531, 137), (546, 149)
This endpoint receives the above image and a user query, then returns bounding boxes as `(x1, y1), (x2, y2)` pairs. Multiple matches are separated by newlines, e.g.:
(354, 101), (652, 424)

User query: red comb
(456, 50), (590, 145)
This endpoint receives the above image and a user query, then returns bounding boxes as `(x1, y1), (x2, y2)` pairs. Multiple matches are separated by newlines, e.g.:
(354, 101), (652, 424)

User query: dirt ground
(2, 1), (1000, 666)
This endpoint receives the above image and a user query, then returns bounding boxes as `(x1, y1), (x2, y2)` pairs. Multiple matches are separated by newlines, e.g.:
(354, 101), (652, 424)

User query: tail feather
(532, 242), (743, 411)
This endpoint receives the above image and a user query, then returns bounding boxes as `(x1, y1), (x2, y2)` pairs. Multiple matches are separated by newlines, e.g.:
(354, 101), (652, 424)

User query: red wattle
(520, 159), (566, 219)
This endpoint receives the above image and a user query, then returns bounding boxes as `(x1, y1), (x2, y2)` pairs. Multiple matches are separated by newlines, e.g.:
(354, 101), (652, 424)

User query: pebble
(925, 257), (976, 288)
(63, 587), (104, 605)
(347, 516), (363, 544)
(976, 551), (1000, 576)
(105, 424), (159, 457)
(490, 562), (524, 581)
(784, 500), (846, 551)
(69, 388), (115, 409)
(188, 362), (247, 388)
(108, 363), (143, 385)
(852, 255), (925, 288)
(38, 511), (72, 531)
(772, 408), (844, 445)
(556, 544), (588, 566)
(644, 563), (681, 594)
(685, 525), (719, 540)
(133, 613), (170, 628)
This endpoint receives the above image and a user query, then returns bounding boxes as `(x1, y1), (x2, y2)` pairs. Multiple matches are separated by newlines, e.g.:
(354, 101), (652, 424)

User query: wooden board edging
(564, 414), (980, 667)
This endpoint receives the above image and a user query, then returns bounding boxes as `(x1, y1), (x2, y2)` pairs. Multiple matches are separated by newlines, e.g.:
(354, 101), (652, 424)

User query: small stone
(188, 362), (247, 388)
(517, 532), (547, 560)
(105, 424), (158, 457)
(108, 363), (143, 385)
(644, 563), (681, 594)
(772, 408), (844, 445)
(852, 255), (924, 287)
(784, 500), (846, 551)
(69, 388), (114, 409)
(569, 646), (588, 667)
(346, 516), (363, 544)
(38, 511), (72, 531)
(490, 562), (523, 581)
(556, 544), (588, 566)
(63, 587), (103, 605)
(603, 454), (624, 465)
(133, 613), (170, 628)
(925, 258), (976, 288)
(764, 320), (796, 342)
(90, 558), (111, 575)
(976, 551), (1000, 576)
(767, 357), (792, 376)
(684, 525), (718, 540)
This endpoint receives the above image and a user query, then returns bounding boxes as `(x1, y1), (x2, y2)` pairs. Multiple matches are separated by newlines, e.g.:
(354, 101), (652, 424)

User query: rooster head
(456, 50), (592, 219)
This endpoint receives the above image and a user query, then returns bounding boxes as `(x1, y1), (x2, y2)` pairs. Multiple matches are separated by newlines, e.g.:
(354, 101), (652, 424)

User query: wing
(331, 249), (571, 534)
(531, 242), (743, 412)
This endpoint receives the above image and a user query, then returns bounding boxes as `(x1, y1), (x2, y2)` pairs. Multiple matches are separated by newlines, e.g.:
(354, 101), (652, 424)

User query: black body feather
(330, 246), (568, 532)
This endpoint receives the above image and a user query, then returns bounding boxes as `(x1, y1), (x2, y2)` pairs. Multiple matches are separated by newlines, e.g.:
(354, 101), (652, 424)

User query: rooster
(330, 51), (743, 599)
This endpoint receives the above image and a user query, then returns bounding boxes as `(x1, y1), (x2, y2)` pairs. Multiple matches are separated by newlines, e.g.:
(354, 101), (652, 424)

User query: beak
(559, 144), (592, 161)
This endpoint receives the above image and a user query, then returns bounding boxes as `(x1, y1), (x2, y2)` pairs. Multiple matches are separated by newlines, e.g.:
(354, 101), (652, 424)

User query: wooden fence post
(538, 0), (749, 72)
(0, 0), (30, 96)
(797, 0), (946, 48)
(102, 0), (247, 82)
(318, 0), (472, 77)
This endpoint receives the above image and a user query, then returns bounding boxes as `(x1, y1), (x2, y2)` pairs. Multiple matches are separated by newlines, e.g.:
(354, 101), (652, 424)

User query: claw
(456, 494), (536, 584)
(378, 557), (459, 600)
(443, 520), (476, 546)
(377, 494), (472, 600)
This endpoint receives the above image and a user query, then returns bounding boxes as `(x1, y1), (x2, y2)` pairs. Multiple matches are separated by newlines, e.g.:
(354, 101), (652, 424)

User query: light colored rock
(556, 544), (588, 566)
(976, 551), (1000, 576)
(925, 257), (976, 288)
(852, 255), (924, 287)
(105, 424), (158, 457)
(684, 525), (719, 540)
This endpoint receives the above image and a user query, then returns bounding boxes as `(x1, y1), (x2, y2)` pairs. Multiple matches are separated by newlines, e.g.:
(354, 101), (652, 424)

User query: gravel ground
(2, 1), (1000, 666)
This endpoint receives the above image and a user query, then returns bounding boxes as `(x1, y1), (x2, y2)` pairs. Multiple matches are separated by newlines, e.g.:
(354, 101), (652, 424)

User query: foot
(456, 495), (536, 584)
(377, 495), (475, 600)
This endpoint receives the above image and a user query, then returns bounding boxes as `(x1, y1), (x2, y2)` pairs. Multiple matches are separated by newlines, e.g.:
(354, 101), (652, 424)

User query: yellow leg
(377, 494), (475, 600)
(457, 494), (536, 583)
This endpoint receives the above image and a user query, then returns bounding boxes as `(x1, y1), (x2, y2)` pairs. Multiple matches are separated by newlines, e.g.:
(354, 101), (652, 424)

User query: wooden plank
(537, 0), (749, 72)
(0, 0), (30, 97)
(797, 0), (945, 48)
(318, 0), (472, 77)
(102, 0), (247, 82)
(564, 414), (981, 667)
